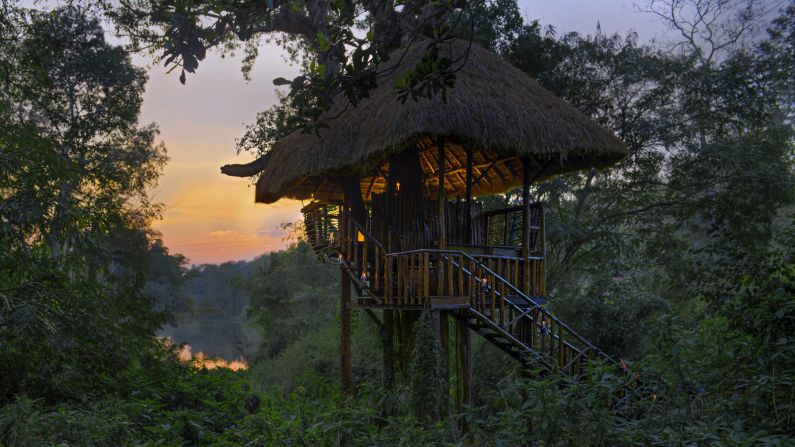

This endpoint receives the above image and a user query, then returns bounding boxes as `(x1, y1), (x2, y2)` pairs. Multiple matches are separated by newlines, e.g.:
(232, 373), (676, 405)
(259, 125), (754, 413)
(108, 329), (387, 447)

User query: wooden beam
(423, 161), (495, 180)
(219, 153), (271, 177)
(465, 148), (473, 244)
(363, 308), (385, 330)
(437, 137), (447, 249)
(470, 161), (498, 189)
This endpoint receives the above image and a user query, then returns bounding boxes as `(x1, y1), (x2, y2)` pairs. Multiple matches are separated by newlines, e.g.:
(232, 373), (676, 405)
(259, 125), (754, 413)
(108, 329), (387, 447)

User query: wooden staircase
(305, 203), (617, 376)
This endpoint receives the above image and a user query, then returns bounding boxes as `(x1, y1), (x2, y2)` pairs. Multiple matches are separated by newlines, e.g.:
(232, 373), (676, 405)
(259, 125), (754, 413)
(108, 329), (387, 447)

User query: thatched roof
(247, 38), (627, 204)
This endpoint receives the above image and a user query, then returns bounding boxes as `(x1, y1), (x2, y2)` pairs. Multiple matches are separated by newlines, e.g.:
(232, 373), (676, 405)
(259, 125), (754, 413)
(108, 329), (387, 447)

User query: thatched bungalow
(223, 38), (626, 403)
(236, 40), (625, 205)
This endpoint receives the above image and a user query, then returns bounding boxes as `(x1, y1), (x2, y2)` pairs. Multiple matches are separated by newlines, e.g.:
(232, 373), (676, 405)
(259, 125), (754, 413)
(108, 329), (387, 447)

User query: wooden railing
(482, 203), (544, 254)
(445, 251), (599, 374)
(379, 248), (599, 374)
(308, 203), (614, 375)
(308, 204), (547, 300)
(302, 202), (341, 260)
(339, 208), (389, 297)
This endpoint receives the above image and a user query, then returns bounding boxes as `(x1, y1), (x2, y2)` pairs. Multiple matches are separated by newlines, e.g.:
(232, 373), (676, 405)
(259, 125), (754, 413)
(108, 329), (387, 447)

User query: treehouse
(223, 39), (627, 409)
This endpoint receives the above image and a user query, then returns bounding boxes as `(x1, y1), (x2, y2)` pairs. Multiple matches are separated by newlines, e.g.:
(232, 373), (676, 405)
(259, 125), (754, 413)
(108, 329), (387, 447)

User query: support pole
(382, 310), (396, 389)
(438, 310), (451, 416)
(455, 311), (472, 430)
(522, 156), (532, 295)
(341, 266), (353, 394)
(437, 137), (447, 249)
(465, 149), (473, 244)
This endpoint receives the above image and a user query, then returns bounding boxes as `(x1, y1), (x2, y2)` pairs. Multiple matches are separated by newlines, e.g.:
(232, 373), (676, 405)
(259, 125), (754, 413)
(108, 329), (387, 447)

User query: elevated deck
(303, 200), (607, 375)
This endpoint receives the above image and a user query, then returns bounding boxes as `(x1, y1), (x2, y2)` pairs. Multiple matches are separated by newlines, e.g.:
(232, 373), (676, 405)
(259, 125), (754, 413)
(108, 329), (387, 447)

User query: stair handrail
(442, 254), (592, 358)
(385, 248), (605, 359)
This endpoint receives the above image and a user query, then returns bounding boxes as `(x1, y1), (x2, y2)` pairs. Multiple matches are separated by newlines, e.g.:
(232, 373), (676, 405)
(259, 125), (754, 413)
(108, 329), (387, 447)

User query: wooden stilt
(438, 310), (451, 417)
(383, 310), (396, 389)
(455, 311), (472, 432)
(341, 266), (353, 394)
(400, 310), (420, 381)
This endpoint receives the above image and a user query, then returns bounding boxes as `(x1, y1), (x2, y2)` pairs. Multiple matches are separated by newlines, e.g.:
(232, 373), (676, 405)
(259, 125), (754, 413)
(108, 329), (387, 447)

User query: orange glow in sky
(139, 42), (302, 265)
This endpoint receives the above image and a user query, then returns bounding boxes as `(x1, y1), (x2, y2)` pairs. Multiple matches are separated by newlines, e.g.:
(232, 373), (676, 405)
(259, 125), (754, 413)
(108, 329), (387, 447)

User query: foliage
(0, 3), (174, 402)
(2, 0), (795, 445)
(1, 5), (167, 263)
(105, 0), (478, 133)
(551, 275), (669, 359)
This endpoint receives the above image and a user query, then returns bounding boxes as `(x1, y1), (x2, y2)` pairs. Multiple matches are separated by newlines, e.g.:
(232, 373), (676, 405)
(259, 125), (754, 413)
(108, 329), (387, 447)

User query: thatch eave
(249, 38), (628, 204)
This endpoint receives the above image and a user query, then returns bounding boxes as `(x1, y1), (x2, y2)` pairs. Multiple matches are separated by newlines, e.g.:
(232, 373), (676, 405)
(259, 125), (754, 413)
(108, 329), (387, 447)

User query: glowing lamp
(357, 231), (365, 242)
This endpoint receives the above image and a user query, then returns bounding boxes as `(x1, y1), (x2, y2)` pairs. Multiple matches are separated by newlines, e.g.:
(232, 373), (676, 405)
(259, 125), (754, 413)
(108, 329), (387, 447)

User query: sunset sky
(143, 0), (668, 265)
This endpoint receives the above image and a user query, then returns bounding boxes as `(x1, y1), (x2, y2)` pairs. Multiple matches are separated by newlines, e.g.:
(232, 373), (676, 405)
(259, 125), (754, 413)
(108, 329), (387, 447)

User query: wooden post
(341, 266), (353, 394)
(382, 310), (396, 390)
(437, 310), (451, 416)
(399, 310), (420, 381)
(465, 149), (473, 244)
(522, 157), (531, 295)
(437, 137), (446, 249)
(455, 311), (472, 430)
(340, 176), (366, 225)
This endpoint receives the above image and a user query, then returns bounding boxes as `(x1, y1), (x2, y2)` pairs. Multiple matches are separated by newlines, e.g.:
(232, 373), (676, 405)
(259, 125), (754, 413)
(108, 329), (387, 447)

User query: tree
(0, 4), (174, 401)
(107, 0), (476, 139)
(1, 4), (167, 266)
(634, 0), (786, 63)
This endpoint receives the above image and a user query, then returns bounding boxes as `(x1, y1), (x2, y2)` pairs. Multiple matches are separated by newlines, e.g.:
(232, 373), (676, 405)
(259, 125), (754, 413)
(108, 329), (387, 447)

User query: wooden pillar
(437, 137), (446, 249)
(382, 310), (396, 389)
(465, 149), (473, 244)
(438, 310), (451, 416)
(340, 175), (367, 225)
(521, 156), (531, 295)
(341, 266), (353, 394)
(399, 310), (420, 381)
(388, 147), (424, 200)
(455, 311), (472, 425)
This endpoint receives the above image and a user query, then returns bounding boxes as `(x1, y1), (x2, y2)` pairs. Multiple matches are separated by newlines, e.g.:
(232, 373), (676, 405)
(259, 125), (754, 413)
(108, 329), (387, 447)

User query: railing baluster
(397, 256), (403, 305)
(423, 251), (430, 305)
(408, 253), (414, 305)
(362, 238), (368, 283)
(540, 259), (545, 296)
(384, 255), (390, 304)
(416, 252), (421, 305)
(513, 260), (519, 293)
(375, 246), (380, 292)
(464, 255), (471, 306)
(488, 258), (495, 318)
(499, 260), (506, 327)
(447, 256), (454, 297)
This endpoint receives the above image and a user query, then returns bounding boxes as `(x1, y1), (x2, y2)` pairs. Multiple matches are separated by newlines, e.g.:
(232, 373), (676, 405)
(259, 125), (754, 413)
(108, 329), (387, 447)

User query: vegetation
(2, 0), (794, 446)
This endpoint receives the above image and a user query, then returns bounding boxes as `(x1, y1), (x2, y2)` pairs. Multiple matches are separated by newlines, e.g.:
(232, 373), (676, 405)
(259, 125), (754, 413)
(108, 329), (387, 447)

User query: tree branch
(220, 153), (271, 177)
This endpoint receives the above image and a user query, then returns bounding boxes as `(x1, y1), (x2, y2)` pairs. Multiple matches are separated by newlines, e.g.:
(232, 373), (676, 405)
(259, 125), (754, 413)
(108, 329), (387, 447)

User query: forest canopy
(1, 0), (795, 445)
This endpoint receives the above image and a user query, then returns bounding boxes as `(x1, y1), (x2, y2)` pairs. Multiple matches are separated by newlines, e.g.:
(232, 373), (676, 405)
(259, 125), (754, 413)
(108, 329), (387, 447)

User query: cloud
(209, 230), (242, 238)
(256, 226), (284, 238)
